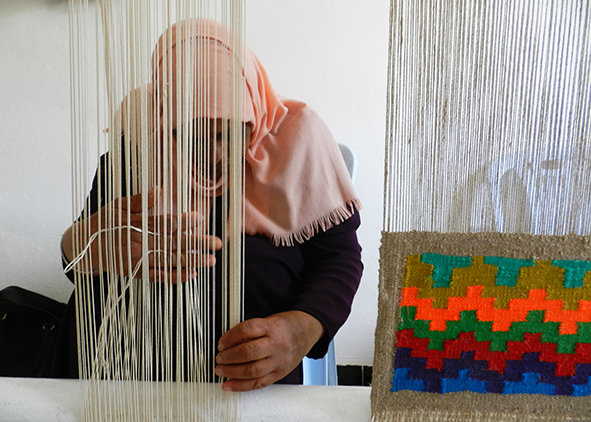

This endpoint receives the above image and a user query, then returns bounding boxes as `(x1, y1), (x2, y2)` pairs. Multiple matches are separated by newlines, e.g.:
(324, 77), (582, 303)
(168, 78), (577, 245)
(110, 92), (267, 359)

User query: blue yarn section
(572, 377), (591, 397)
(503, 373), (556, 395)
(392, 368), (426, 392)
(441, 369), (488, 394)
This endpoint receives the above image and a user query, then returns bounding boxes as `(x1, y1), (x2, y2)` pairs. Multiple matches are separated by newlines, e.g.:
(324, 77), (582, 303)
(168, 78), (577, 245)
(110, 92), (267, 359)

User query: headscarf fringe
(270, 198), (363, 247)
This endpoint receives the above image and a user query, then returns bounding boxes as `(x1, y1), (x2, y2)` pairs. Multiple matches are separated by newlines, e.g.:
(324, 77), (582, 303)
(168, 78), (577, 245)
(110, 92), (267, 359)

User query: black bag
(0, 286), (66, 377)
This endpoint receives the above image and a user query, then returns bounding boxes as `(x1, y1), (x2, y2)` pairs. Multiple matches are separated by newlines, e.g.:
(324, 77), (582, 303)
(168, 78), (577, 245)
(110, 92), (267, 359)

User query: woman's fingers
(215, 312), (326, 392)
(148, 211), (205, 233)
(146, 249), (217, 269)
(175, 211), (207, 232)
(147, 266), (198, 284)
(113, 205), (208, 242)
(116, 187), (161, 214)
(172, 234), (222, 252)
(95, 194), (218, 282)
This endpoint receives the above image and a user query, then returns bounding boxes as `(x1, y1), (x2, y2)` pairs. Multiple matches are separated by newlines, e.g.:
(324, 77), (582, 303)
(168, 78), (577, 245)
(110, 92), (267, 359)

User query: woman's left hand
(215, 311), (325, 391)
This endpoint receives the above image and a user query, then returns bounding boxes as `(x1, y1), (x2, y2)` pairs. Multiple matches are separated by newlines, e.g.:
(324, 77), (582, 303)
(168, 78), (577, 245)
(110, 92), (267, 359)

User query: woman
(56, 18), (362, 392)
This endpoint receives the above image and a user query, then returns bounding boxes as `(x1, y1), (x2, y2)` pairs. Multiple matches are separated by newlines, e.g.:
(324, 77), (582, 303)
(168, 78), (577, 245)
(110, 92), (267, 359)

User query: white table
(0, 377), (371, 421)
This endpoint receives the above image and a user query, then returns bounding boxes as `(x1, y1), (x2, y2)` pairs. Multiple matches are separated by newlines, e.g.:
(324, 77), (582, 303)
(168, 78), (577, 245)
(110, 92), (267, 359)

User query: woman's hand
(61, 188), (221, 283)
(215, 311), (325, 391)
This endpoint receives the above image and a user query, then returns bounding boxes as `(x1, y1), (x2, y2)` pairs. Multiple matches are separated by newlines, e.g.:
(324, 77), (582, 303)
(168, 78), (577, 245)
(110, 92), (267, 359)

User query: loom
(372, 0), (591, 420)
(9, 0), (587, 421)
(67, 1), (246, 420)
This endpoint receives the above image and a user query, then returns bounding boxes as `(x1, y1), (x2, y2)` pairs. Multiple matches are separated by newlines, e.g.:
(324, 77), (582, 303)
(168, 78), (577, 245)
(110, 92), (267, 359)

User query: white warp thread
(68, 1), (246, 420)
(383, 0), (591, 236)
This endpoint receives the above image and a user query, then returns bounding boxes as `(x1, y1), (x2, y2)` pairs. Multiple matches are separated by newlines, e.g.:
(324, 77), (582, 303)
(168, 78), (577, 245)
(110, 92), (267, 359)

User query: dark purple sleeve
(62, 152), (114, 284)
(293, 211), (363, 359)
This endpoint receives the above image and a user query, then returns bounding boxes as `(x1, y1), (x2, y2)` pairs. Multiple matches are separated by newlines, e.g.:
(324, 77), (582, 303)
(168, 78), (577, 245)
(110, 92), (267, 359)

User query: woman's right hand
(61, 188), (221, 283)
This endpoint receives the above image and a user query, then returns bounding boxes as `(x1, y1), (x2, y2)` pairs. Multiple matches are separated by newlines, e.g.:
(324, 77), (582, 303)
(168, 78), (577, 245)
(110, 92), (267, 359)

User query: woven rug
(372, 231), (591, 421)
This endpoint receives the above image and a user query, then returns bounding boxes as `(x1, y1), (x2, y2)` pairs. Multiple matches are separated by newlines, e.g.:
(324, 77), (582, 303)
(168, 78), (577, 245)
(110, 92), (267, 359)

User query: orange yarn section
(393, 253), (591, 397)
(401, 286), (591, 335)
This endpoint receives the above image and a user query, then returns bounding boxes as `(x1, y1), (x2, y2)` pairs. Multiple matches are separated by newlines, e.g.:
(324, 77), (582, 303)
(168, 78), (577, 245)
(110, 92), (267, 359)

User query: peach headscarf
(153, 18), (361, 246)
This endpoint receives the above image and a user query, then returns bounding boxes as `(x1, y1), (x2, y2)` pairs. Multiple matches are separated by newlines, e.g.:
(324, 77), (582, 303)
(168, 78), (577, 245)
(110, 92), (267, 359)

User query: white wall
(0, 0), (389, 366)
(0, 1), (73, 303)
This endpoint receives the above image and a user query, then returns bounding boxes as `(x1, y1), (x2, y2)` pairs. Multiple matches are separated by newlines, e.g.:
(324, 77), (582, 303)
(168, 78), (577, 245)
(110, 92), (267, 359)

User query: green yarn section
(399, 307), (590, 353)
(483, 256), (535, 286)
(552, 260), (591, 288)
(420, 254), (472, 288)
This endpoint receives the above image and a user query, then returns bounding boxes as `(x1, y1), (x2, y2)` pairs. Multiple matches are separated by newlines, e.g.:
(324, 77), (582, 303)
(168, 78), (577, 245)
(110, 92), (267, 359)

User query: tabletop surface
(0, 377), (371, 422)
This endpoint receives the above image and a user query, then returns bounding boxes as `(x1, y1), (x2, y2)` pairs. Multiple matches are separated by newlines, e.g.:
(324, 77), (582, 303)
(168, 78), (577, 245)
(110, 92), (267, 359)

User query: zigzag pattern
(397, 329), (591, 376)
(402, 255), (591, 310)
(401, 285), (591, 334)
(392, 253), (591, 397)
(400, 307), (591, 353)
(393, 346), (591, 395)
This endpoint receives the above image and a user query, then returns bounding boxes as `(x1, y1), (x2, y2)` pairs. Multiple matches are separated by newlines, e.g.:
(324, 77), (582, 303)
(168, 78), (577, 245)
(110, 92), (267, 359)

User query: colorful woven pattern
(392, 253), (591, 396)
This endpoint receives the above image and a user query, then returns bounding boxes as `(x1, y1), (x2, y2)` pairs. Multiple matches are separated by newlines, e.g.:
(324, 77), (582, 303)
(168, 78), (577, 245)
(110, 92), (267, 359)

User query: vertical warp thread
(68, 1), (246, 420)
(383, 0), (591, 236)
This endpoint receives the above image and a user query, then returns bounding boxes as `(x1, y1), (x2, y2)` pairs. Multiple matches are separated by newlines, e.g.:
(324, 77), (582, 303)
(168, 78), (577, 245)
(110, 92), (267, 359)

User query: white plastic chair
(302, 143), (357, 386)
(338, 142), (358, 184)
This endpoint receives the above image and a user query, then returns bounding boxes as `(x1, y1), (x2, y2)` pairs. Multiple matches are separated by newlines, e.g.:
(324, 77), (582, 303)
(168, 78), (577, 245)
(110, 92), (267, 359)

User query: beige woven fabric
(372, 231), (591, 422)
